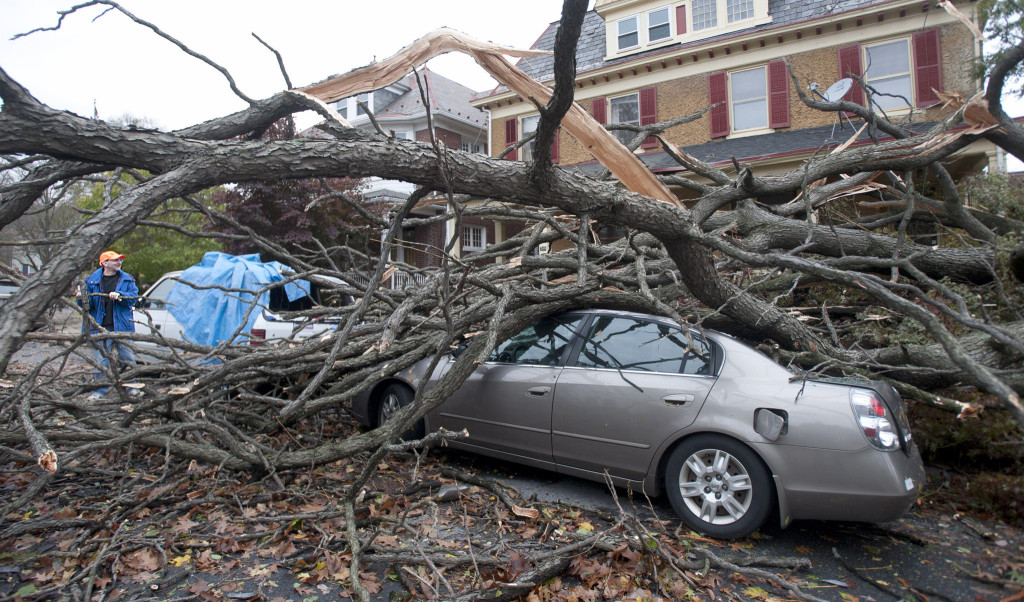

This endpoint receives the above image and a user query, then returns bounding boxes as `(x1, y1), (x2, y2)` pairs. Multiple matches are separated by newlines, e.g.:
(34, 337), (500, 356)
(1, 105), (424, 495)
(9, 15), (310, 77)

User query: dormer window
(648, 7), (671, 42)
(617, 16), (640, 50)
(602, 0), (769, 58)
(693, 0), (717, 31)
(728, 0), (754, 23)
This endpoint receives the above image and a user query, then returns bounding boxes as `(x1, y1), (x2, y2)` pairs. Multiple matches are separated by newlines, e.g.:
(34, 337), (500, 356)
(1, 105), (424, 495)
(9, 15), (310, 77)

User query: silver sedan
(352, 309), (924, 539)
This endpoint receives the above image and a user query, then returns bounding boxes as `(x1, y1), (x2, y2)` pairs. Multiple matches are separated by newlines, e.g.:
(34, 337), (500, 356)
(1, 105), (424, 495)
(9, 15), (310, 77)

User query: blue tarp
(165, 252), (311, 346)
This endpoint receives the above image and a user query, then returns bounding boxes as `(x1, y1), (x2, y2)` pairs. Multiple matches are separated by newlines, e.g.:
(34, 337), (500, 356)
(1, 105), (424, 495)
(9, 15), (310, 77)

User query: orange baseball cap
(99, 251), (125, 265)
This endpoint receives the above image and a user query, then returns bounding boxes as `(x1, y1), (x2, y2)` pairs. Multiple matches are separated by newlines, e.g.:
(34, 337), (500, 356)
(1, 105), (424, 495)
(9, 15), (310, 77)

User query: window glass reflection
(489, 315), (584, 366)
(577, 316), (712, 375)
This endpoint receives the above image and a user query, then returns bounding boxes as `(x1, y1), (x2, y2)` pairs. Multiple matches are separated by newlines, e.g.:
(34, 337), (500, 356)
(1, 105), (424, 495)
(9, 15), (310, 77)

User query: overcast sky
(0, 0), (568, 131)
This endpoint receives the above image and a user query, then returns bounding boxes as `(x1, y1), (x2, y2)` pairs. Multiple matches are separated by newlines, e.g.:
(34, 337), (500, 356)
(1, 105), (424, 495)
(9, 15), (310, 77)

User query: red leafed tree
(212, 119), (374, 264)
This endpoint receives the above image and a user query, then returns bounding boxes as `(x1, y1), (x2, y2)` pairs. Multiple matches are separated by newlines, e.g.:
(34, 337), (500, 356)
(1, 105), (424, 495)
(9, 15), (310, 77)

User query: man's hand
(109, 291), (122, 301)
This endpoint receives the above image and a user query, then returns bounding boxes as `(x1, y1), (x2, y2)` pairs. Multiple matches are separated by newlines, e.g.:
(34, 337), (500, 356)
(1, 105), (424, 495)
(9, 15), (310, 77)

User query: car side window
(489, 315), (584, 366)
(576, 316), (713, 375)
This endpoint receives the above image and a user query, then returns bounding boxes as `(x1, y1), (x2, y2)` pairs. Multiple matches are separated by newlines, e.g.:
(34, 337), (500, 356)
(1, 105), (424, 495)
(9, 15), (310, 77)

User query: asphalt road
(443, 448), (1021, 601)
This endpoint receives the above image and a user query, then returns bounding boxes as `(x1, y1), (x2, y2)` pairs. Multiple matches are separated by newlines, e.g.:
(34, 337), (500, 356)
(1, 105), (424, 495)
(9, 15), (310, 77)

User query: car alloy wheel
(665, 434), (771, 539)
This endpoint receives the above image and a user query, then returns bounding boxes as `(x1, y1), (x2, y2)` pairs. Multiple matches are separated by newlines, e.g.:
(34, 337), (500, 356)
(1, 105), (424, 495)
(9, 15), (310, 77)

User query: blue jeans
(90, 339), (137, 396)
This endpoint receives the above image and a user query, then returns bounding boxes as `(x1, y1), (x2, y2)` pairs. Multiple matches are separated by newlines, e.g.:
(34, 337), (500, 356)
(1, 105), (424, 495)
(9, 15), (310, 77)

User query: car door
(432, 314), (586, 463)
(551, 314), (718, 482)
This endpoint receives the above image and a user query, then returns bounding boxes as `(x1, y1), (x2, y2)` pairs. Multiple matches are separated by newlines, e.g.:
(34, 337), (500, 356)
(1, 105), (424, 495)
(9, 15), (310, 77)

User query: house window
(710, 60), (789, 137)
(692, 0), (717, 31)
(355, 93), (369, 116)
(648, 7), (671, 42)
(521, 114), (540, 161)
(609, 94), (639, 145)
(727, 0), (754, 22)
(463, 225), (486, 252)
(864, 39), (913, 110)
(617, 16), (640, 50)
(731, 66), (768, 131)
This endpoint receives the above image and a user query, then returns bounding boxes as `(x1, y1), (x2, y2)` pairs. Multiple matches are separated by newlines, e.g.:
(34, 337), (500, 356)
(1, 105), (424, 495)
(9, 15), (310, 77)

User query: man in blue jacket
(77, 250), (142, 400)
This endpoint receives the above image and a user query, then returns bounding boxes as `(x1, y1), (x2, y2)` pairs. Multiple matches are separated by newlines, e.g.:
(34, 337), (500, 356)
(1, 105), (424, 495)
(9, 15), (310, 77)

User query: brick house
(474, 0), (1001, 241)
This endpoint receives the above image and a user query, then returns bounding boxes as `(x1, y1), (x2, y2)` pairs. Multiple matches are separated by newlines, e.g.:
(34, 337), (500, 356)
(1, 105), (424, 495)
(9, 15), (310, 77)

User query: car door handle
(527, 386), (551, 397)
(663, 394), (695, 405)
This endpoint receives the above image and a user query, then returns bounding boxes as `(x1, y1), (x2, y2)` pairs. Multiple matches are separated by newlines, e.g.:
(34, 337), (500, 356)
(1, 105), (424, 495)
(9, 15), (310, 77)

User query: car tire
(664, 435), (772, 539)
(376, 383), (426, 440)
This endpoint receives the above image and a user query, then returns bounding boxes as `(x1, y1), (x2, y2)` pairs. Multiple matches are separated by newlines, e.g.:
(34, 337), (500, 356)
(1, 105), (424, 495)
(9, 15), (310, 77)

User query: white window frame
(616, 15), (640, 51)
(609, 93), (640, 145)
(647, 7), (672, 43)
(463, 225), (486, 252)
(521, 114), (540, 162)
(729, 65), (769, 133)
(863, 38), (913, 111)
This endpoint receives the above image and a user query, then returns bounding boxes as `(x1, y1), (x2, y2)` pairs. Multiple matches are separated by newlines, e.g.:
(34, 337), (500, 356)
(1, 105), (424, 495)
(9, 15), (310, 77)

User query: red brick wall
(411, 221), (447, 268)
(415, 127), (463, 150)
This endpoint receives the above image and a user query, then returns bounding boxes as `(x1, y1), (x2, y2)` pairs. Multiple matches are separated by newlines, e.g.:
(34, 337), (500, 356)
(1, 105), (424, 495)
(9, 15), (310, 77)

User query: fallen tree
(2, 1), (1024, 599)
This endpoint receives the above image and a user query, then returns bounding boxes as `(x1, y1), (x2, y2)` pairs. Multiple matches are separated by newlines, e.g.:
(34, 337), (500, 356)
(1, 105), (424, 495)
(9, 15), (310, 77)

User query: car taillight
(850, 388), (900, 451)
(249, 328), (266, 346)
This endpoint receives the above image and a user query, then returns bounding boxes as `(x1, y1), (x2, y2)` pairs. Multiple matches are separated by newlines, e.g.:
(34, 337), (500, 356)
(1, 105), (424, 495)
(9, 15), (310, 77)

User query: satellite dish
(822, 78), (853, 102)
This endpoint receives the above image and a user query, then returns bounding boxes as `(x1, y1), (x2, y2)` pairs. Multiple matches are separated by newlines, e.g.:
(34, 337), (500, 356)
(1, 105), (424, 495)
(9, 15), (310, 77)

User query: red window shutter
(676, 4), (687, 34)
(551, 127), (560, 163)
(837, 44), (864, 106)
(639, 87), (658, 148)
(768, 59), (790, 129)
(592, 97), (607, 124)
(504, 117), (518, 161)
(913, 29), (941, 107)
(709, 71), (729, 138)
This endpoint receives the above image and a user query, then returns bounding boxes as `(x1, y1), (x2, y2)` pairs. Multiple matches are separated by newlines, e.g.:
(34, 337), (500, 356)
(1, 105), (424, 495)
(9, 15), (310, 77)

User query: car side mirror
(136, 298), (150, 309)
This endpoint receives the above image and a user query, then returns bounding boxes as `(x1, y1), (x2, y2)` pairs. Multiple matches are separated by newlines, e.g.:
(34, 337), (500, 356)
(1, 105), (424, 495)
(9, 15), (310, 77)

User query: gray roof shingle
(379, 69), (486, 127)
(564, 119), (936, 176)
